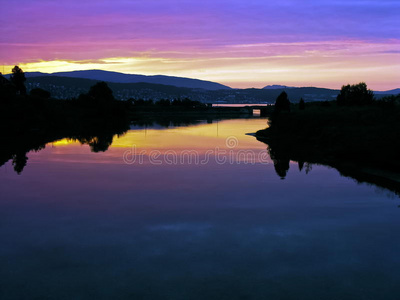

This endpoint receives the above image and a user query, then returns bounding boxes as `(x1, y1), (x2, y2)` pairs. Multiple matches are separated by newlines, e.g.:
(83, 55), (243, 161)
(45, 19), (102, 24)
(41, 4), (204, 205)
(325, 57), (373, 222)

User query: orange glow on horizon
(3, 39), (399, 90)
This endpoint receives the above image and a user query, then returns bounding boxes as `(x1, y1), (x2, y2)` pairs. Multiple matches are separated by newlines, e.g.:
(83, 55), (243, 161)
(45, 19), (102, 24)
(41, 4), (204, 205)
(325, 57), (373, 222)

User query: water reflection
(2, 115), (399, 200)
(130, 115), (213, 128)
(1, 120), (130, 174)
(0, 116), (255, 174)
(268, 145), (291, 179)
(1, 118), (400, 299)
(259, 136), (400, 196)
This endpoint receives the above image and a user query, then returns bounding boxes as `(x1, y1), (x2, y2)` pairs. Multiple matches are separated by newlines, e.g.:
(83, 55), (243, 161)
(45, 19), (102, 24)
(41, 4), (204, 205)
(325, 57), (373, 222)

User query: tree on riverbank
(77, 81), (117, 106)
(85, 81), (115, 103)
(274, 91), (291, 112)
(10, 66), (26, 95)
(337, 82), (374, 106)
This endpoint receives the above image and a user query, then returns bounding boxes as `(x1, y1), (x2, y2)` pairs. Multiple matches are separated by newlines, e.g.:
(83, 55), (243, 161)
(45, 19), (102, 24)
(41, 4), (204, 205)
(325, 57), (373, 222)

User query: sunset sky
(1, 0), (399, 90)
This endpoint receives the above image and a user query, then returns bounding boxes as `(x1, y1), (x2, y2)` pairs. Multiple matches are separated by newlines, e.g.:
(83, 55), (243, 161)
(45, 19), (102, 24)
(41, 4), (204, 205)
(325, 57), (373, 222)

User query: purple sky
(1, 0), (399, 89)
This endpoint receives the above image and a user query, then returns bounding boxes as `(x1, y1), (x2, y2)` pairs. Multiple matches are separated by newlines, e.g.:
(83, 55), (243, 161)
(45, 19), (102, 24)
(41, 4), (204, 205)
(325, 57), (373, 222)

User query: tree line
(273, 82), (399, 113)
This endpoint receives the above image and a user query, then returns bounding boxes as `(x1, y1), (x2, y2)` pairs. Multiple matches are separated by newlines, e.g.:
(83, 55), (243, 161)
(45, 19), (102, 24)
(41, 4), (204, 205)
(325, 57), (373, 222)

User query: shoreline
(256, 132), (400, 185)
(254, 103), (400, 195)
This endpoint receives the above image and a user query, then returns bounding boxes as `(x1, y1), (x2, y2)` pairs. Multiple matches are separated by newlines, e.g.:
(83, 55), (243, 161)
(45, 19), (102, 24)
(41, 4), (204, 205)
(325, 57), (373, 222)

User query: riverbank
(255, 102), (400, 193)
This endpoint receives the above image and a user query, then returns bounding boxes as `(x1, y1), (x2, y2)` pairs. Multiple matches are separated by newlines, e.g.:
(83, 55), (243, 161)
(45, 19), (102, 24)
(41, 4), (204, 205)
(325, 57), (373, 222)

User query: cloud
(4, 38), (399, 90)
(1, 1), (399, 89)
(379, 50), (400, 54)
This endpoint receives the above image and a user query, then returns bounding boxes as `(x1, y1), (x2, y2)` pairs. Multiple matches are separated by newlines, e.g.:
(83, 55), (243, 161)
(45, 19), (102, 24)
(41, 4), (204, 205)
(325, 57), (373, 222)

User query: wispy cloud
(1, 0), (399, 89)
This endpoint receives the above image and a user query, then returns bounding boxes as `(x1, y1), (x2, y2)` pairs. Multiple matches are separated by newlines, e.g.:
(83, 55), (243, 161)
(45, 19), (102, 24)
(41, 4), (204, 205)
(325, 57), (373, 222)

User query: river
(0, 117), (399, 299)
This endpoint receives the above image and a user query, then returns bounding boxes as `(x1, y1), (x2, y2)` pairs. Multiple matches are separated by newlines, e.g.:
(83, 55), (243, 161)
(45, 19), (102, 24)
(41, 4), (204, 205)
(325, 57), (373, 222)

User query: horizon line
(2, 67), (399, 92)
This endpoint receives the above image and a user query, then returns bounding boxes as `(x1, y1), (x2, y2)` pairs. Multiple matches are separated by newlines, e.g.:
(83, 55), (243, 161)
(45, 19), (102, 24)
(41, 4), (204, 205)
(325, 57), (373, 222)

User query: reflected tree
(304, 163), (313, 174)
(268, 146), (290, 179)
(77, 134), (115, 153)
(12, 152), (28, 174)
(273, 158), (290, 179)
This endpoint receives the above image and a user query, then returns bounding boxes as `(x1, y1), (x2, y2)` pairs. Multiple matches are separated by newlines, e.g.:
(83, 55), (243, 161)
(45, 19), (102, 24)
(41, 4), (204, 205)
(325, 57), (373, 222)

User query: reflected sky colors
(16, 120), (272, 175)
(1, 119), (400, 298)
(1, 0), (399, 89)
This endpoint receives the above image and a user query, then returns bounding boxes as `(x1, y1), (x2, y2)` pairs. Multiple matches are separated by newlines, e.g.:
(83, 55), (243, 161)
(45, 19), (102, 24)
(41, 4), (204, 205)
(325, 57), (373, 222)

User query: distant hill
(263, 85), (399, 96)
(22, 76), (340, 103)
(7, 70), (398, 96)
(14, 70), (231, 91)
(20, 75), (399, 103)
(245, 87), (340, 102)
(375, 88), (400, 95)
(25, 76), (198, 100)
(263, 85), (295, 89)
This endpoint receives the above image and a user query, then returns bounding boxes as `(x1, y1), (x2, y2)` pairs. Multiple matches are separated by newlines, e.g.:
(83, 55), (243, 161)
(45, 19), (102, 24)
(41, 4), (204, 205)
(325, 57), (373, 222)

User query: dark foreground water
(1, 118), (399, 299)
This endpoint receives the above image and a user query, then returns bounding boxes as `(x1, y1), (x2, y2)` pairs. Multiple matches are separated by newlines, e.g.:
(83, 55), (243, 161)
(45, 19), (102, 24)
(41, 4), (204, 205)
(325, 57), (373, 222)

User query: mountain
(375, 88), (400, 95)
(263, 85), (295, 89)
(24, 76), (397, 103)
(25, 76), (197, 100)
(16, 70), (231, 91)
(15, 72), (47, 77)
(23, 76), (338, 103)
(263, 85), (399, 96)
(7, 70), (398, 95)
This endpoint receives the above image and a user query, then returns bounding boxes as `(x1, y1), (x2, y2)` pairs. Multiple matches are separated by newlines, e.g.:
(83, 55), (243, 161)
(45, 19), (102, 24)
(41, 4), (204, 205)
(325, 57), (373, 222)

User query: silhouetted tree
(378, 94), (400, 108)
(337, 82), (374, 106)
(10, 66), (26, 95)
(87, 81), (114, 103)
(274, 91), (291, 112)
(299, 98), (305, 110)
(0, 73), (16, 100)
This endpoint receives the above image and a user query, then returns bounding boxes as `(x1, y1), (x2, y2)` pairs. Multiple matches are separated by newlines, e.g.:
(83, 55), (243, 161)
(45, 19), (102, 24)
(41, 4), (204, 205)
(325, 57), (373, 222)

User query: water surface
(1, 118), (399, 299)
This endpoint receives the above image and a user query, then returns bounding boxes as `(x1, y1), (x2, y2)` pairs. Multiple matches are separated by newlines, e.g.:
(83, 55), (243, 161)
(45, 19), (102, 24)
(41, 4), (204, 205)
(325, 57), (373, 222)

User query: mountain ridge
(4, 70), (398, 94)
(22, 75), (398, 103)
(263, 85), (296, 89)
(6, 70), (231, 91)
